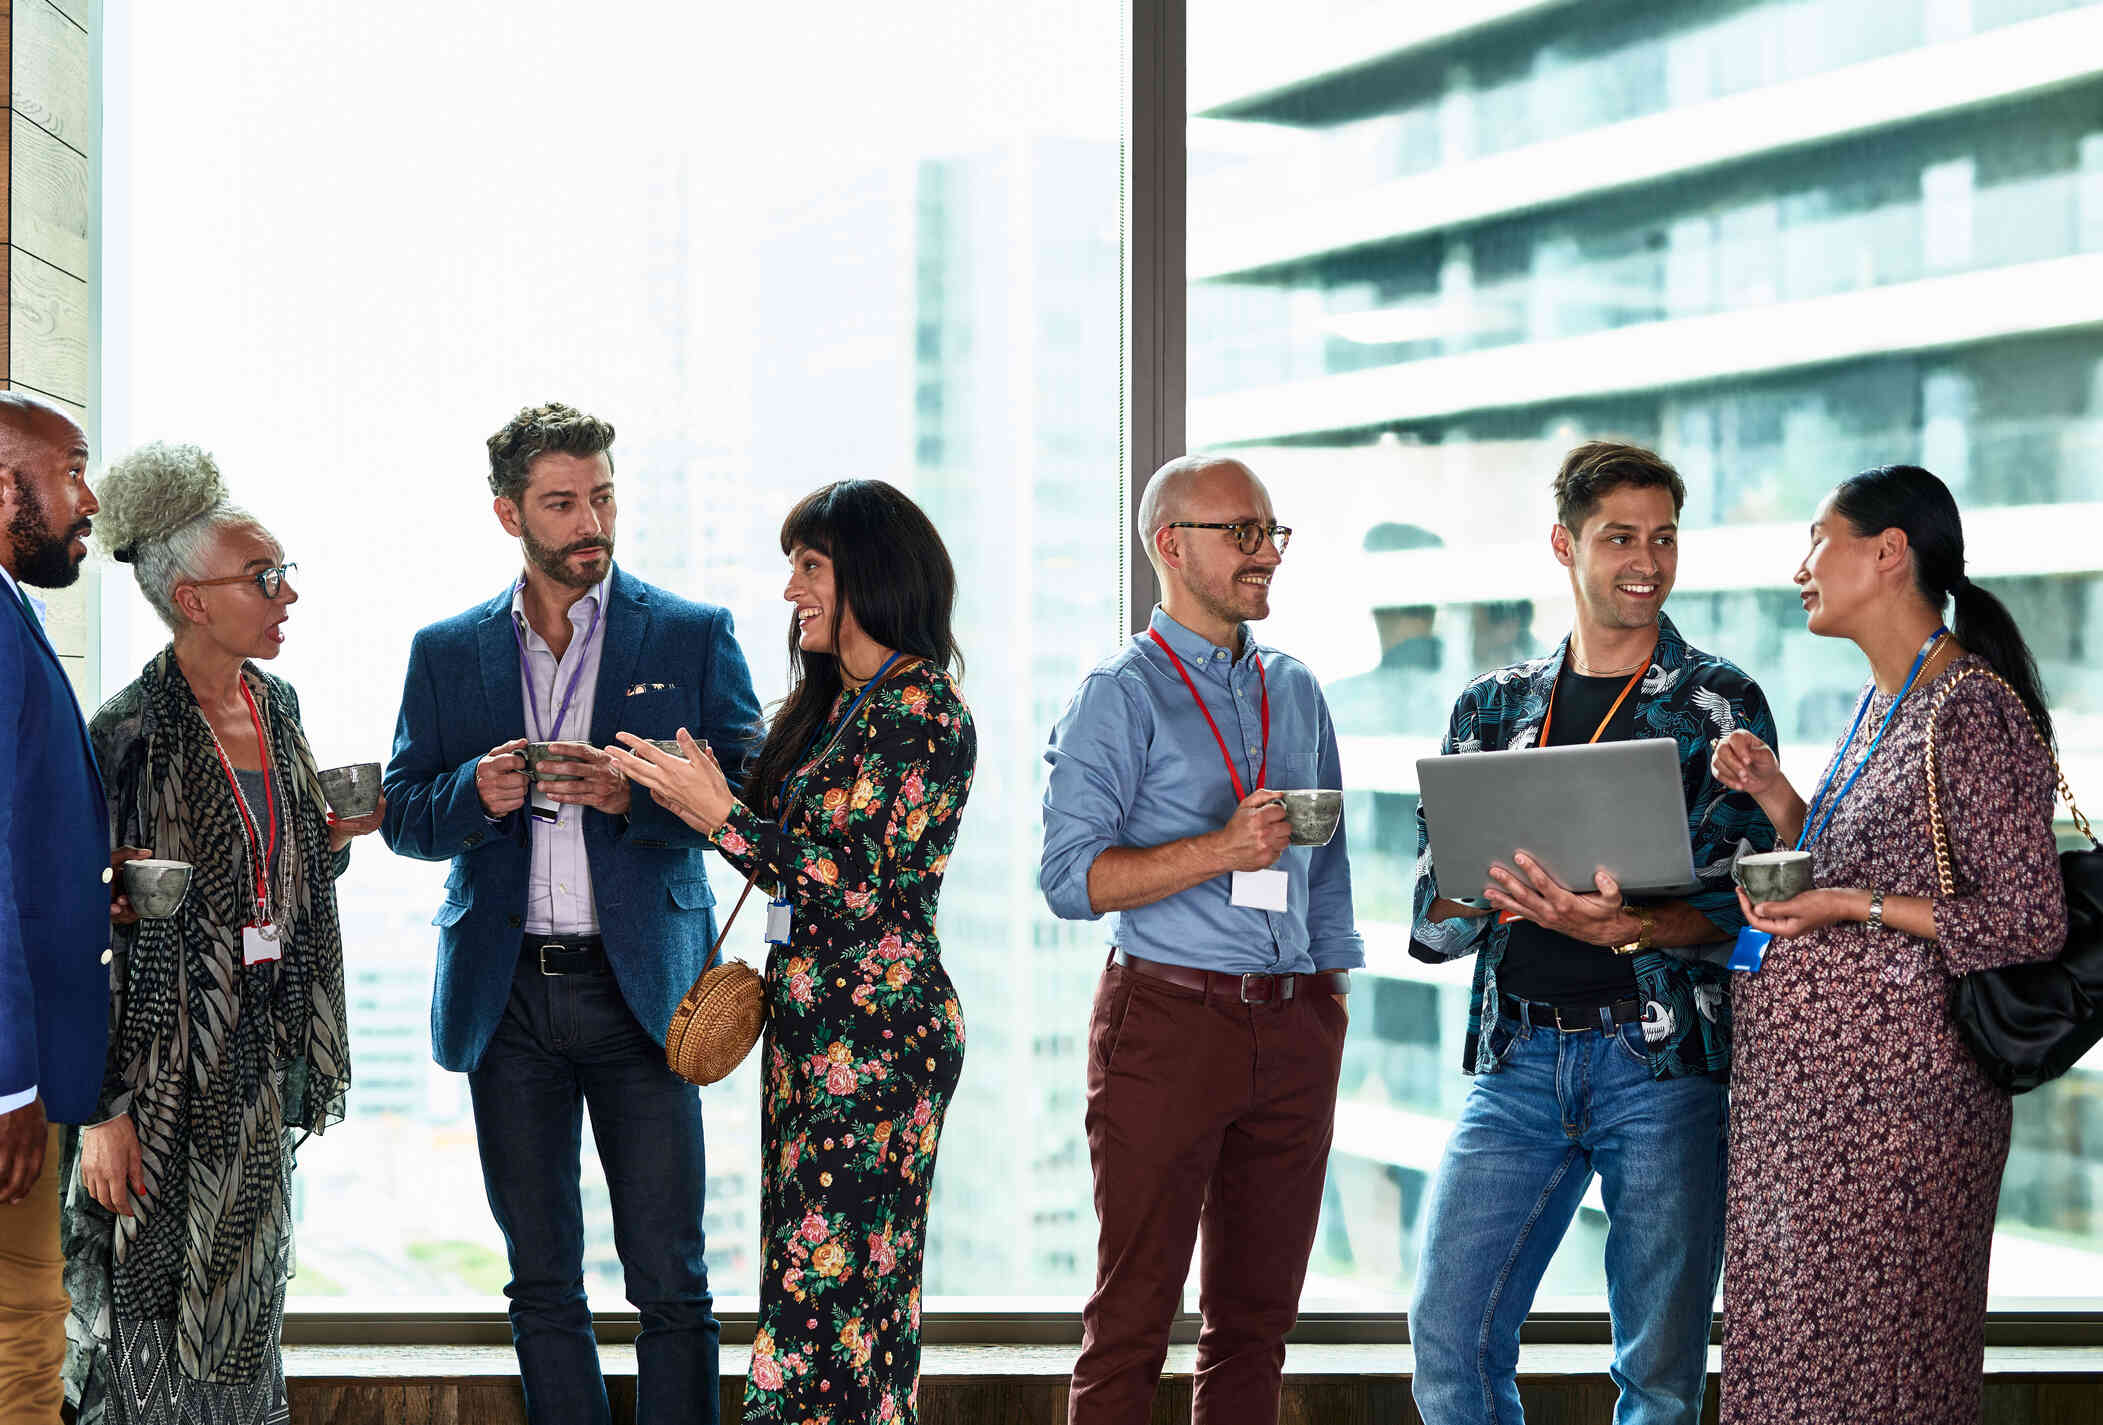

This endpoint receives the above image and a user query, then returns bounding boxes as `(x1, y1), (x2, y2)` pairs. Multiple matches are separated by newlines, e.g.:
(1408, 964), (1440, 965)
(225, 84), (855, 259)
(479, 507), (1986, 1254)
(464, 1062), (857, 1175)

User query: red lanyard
(207, 681), (279, 912)
(1149, 629), (1268, 801)
(1540, 663), (1646, 746)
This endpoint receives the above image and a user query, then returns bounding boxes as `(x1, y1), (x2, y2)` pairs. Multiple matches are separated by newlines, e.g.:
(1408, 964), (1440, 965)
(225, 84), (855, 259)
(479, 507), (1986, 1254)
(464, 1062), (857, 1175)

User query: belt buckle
(539, 944), (564, 976)
(1554, 1005), (1587, 1033)
(1240, 972), (1266, 1004)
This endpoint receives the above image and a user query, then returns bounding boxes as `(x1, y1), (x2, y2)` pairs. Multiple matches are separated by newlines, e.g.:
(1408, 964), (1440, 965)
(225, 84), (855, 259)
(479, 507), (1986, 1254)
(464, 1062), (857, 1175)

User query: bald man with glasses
(1041, 455), (1362, 1425)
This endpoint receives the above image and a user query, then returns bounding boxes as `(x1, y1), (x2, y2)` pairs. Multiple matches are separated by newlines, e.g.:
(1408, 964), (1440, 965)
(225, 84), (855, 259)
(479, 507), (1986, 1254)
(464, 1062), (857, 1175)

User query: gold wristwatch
(1614, 907), (1656, 956)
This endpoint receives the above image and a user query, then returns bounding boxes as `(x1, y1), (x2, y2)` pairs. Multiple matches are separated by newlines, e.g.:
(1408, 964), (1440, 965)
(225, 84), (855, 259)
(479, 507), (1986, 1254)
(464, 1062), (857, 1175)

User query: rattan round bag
(665, 942), (765, 1086)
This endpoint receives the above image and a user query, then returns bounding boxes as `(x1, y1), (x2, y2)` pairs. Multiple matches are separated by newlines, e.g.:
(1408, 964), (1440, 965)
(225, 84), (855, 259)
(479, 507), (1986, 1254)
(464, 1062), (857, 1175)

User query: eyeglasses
(190, 563), (298, 600)
(1162, 521), (1292, 556)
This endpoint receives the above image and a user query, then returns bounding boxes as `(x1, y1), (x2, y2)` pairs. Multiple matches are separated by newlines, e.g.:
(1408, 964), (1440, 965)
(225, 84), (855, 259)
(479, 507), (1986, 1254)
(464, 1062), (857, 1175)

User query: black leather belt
(524, 935), (609, 976)
(1112, 948), (1350, 1005)
(1501, 992), (1642, 1034)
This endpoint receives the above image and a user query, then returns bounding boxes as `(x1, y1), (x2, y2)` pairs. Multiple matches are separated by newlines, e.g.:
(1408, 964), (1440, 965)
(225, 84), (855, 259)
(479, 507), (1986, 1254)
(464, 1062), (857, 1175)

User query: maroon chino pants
(1068, 955), (1347, 1425)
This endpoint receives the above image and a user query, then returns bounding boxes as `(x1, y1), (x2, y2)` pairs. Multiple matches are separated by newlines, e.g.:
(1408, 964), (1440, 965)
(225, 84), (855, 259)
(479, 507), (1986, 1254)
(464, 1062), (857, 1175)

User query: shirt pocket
(1274, 752), (1320, 790)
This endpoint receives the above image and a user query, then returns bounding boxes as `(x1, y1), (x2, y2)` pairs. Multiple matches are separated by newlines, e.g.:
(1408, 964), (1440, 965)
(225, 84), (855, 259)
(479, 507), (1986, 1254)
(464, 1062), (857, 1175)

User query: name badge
(243, 923), (283, 967)
(764, 898), (793, 946)
(1231, 869), (1289, 912)
(530, 782), (560, 822)
(1729, 926), (1772, 973)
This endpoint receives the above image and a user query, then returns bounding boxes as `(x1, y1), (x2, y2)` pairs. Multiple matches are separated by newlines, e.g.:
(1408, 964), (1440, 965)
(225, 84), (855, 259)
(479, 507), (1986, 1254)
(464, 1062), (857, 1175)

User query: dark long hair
(747, 480), (963, 818)
(1831, 464), (2052, 745)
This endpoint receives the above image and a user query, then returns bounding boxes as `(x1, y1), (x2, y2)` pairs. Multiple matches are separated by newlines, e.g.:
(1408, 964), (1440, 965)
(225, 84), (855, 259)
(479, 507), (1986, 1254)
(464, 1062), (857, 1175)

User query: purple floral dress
(1722, 655), (2065, 1423)
(708, 666), (974, 1425)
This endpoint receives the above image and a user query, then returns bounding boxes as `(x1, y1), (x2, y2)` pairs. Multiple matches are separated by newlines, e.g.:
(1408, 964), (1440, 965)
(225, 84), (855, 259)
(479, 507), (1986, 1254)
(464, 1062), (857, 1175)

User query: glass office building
(96, 0), (2103, 1320)
(1188, 0), (2103, 1303)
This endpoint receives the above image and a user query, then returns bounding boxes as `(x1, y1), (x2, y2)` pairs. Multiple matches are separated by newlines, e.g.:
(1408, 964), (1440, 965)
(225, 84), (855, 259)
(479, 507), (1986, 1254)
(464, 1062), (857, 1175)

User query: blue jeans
(468, 955), (720, 1425)
(1410, 1009), (1726, 1425)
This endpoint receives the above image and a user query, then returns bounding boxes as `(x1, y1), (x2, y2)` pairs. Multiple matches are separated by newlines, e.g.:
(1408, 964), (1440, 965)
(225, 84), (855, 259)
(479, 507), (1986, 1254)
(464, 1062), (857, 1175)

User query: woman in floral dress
(1710, 465), (2065, 1424)
(613, 479), (973, 1425)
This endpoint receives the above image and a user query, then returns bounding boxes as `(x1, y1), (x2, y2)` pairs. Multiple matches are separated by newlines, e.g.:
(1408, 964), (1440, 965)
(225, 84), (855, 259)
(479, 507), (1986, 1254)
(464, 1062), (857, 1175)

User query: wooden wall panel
(11, 110), (88, 275)
(3, 0), (13, 387)
(6, 0), (98, 669)
(11, 0), (90, 152)
(8, 246), (88, 404)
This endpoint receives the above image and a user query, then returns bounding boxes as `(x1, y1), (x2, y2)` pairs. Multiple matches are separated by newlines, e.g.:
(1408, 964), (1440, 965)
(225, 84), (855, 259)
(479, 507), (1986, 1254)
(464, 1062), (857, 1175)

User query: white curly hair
(95, 442), (277, 631)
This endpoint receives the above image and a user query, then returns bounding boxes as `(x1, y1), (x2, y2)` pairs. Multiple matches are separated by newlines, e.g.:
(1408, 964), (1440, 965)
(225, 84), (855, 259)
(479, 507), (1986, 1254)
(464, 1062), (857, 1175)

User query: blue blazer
(0, 582), (112, 1124)
(381, 566), (763, 1073)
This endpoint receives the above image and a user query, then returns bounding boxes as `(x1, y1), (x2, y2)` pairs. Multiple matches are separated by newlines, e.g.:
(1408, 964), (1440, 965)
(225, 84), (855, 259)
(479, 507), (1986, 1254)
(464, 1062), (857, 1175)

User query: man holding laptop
(1407, 443), (1778, 1425)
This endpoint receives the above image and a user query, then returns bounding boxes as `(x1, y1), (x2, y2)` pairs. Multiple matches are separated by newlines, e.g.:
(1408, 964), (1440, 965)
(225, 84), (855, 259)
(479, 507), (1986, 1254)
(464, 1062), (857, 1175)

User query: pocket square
(626, 682), (677, 697)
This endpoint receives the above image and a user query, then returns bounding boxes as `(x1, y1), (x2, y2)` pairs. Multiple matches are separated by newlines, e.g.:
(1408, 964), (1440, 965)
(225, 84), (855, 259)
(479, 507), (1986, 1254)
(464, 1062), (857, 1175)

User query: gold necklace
(1571, 645), (1652, 677)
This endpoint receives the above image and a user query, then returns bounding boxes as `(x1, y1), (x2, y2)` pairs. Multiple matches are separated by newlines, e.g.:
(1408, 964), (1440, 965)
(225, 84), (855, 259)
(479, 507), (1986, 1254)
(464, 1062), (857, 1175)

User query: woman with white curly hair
(58, 444), (380, 1424)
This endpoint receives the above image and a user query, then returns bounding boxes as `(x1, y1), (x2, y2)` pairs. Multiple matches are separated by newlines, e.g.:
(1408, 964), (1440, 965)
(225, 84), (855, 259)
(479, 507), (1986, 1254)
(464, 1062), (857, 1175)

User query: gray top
(233, 767), (268, 823)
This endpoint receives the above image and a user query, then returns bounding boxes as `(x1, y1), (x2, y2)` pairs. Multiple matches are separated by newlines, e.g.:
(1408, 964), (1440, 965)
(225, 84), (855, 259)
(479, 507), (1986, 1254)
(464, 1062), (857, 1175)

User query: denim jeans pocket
(1612, 1020), (1654, 1067)
(1482, 1013), (1523, 1065)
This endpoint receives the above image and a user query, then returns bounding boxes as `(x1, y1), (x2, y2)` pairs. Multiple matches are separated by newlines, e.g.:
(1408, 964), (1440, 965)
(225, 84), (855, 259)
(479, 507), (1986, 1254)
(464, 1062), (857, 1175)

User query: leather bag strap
(1925, 664), (2093, 898)
(702, 655), (925, 969)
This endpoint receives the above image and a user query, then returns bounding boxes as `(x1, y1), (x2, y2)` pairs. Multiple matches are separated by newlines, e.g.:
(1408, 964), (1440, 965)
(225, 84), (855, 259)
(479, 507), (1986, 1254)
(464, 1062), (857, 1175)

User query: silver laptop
(1415, 738), (1701, 900)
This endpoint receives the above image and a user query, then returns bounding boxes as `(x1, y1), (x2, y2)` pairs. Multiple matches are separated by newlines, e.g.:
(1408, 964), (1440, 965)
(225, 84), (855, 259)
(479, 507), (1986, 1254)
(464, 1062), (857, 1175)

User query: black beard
(522, 531), (613, 590)
(6, 479), (84, 589)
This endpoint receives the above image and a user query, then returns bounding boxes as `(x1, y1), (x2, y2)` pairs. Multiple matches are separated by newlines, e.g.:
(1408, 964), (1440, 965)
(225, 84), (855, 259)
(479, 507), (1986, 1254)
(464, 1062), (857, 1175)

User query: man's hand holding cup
(476, 738), (530, 817)
(1212, 788), (1291, 872)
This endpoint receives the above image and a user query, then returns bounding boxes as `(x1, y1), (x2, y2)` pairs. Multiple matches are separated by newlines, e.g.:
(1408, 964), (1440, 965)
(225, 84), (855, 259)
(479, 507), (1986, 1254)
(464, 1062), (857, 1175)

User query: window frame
(138, 0), (2103, 1351)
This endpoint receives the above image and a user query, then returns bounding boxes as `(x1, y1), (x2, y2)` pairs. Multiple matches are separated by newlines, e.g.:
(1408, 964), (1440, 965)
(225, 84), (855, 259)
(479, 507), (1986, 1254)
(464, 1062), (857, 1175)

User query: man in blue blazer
(0, 393), (114, 1418)
(382, 402), (760, 1425)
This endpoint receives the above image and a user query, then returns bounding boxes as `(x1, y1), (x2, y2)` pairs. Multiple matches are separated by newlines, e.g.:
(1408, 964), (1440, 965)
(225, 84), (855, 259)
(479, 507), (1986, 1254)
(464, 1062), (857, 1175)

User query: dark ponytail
(1831, 465), (2053, 746)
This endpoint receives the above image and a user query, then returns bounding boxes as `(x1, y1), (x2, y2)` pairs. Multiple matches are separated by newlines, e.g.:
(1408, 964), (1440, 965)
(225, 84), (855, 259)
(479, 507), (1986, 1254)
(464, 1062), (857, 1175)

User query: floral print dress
(1722, 656), (2065, 1424)
(709, 664), (975, 1425)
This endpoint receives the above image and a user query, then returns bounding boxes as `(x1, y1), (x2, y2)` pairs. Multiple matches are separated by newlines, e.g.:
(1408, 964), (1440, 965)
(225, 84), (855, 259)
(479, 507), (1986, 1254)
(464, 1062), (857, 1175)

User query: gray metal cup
(1732, 849), (1814, 904)
(521, 742), (588, 783)
(121, 859), (193, 920)
(1278, 789), (1344, 847)
(318, 762), (382, 818)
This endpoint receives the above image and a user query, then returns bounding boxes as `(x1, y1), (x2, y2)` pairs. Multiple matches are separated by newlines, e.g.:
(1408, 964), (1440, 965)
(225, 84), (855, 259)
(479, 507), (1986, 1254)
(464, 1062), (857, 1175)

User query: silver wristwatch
(1867, 888), (1886, 933)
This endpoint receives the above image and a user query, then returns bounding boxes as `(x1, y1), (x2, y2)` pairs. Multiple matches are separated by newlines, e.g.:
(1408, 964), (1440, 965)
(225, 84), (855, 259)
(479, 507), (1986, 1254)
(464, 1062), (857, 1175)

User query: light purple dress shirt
(514, 575), (608, 937)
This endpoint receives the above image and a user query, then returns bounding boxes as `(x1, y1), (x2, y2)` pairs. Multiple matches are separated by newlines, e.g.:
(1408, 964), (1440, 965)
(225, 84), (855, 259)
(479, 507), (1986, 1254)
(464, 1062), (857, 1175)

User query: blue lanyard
(1796, 627), (1947, 851)
(776, 651), (903, 831)
(511, 581), (606, 743)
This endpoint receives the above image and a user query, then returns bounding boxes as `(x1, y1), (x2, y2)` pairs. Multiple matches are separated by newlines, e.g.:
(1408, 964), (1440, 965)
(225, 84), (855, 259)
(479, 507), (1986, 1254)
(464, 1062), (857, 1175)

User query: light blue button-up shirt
(1039, 606), (1363, 974)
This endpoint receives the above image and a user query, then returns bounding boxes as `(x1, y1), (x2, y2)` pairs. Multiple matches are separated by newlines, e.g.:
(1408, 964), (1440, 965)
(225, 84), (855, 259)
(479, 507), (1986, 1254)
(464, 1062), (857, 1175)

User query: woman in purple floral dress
(614, 480), (973, 1425)
(1710, 466), (2065, 1424)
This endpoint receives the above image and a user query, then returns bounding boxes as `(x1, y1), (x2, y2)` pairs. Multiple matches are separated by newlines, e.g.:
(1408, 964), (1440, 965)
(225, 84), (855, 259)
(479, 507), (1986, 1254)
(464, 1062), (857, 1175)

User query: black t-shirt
(1496, 665), (1644, 1007)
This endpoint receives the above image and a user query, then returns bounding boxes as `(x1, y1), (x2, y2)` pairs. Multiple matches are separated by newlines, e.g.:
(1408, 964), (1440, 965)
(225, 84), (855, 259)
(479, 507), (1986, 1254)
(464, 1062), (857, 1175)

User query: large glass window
(105, 0), (1122, 1307)
(1191, 0), (2103, 1308)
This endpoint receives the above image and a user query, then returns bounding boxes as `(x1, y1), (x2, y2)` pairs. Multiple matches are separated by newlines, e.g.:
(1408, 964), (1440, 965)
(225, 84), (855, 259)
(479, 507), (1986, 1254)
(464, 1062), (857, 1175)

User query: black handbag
(1926, 666), (2103, 1094)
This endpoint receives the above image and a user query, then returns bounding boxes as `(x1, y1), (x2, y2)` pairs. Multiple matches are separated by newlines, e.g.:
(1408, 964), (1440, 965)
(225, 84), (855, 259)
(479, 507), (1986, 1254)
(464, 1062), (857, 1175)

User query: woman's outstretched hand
(1711, 729), (1784, 799)
(607, 729), (735, 834)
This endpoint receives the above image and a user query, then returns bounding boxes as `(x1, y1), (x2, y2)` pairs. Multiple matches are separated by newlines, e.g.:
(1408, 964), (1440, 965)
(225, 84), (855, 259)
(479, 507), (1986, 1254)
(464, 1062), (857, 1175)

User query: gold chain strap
(1925, 665), (2093, 898)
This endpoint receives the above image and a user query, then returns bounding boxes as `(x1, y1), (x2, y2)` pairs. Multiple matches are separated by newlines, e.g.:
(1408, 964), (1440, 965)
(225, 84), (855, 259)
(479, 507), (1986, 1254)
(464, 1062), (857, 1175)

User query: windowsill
(280, 1341), (2103, 1380)
(279, 1305), (2103, 1349)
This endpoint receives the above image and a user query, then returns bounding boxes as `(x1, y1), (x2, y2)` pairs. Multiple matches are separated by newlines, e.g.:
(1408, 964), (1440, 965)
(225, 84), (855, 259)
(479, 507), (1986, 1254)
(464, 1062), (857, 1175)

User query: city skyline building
(1188, 0), (2103, 1302)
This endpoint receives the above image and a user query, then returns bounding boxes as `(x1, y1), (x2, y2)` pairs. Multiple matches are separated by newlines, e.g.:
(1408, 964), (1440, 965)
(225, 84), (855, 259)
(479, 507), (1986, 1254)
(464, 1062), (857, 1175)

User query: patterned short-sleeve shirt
(1410, 613), (1779, 1079)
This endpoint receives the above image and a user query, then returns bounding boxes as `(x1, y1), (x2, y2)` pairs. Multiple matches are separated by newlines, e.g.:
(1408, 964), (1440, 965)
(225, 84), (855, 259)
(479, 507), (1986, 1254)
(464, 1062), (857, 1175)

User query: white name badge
(764, 898), (793, 946)
(1231, 869), (1289, 912)
(242, 923), (283, 967)
(530, 782), (560, 821)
